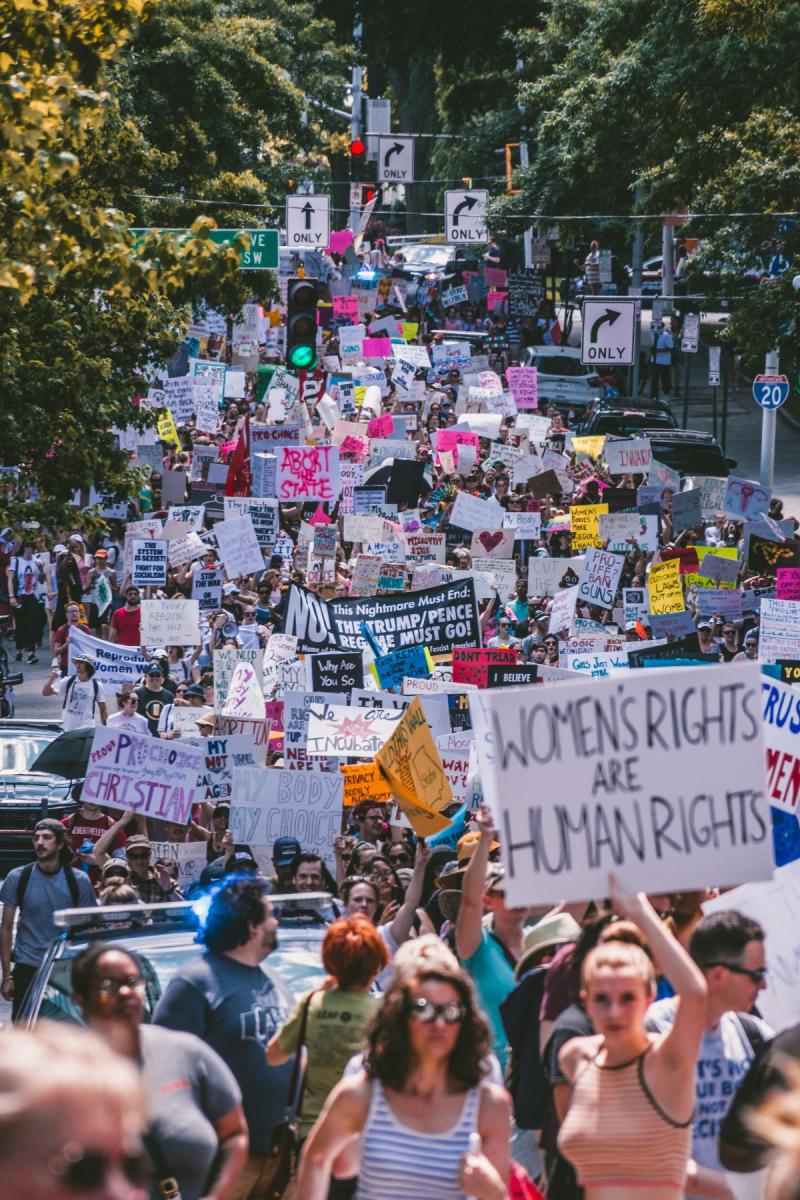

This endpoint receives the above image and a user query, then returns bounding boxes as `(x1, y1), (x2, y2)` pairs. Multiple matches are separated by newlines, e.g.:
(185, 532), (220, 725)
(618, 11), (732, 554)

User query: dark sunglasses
(704, 961), (767, 984)
(127, 850), (151, 861)
(407, 997), (466, 1025)
(388, 851), (411, 863)
(48, 1144), (150, 1192)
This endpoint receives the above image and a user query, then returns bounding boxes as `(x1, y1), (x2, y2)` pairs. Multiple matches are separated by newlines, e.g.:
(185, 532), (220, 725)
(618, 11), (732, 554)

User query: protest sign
(213, 515), (264, 578)
(576, 548), (625, 609)
(505, 367), (538, 410)
(504, 511), (542, 542)
(435, 428), (481, 467)
(548, 585), (579, 636)
(221, 660), (265, 719)
(449, 491), (505, 533)
(171, 706), (212, 737)
(760, 599), (800, 663)
(698, 553), (741, 584)
(83, 726), (204, 824)
(213, 648), (264, 711)
(776, 568), (800, 601)
(306, 701), (405, 758)
(694, 588), (744, 620)
(313, 525), (337, 560)
(723, 476), (771, 520)
(167, 531), (205, 569)
(470, 529), (516, 560)
(685, 545), (740, 590)
(310, 651), (364, 698)
(371, 645), (432, 693)
(280, 583), (341, 654)
(223, 498), (279, 549)
(670, 488), (703, 533)
(603, 438), (652, 475)
(283, 691), (342, 771)
(192, 568), (223, 613)
(149, 841), (207, 888)
(340, 762), (394, 807)
(486, 664), (540, 688)
(648, 559), (684, 615)
(195, 734), (257, 803)
(131, 540), (168, 588)
(374, 699), (454, 836)
(570, 504), (608, 550)
(565, 650), (630, 676)
(167, 505), (205, 531)
(761, 676), (800, 813)
(405, 533), (446, 563)
(528, 556), (583, 598)
(326, 579), (481, 656)
(140, 599), (201, 646)
(230, 768), (343, 872)
(472, 663), (770, 904)
(464, 556), (517, 601)
(623, 588), (648, 626)
(748, 534), (800, 576)
(212, 716), (270, 766)
(276, 445), (341, 503)
(453, 647), (517, 689)
(68, 627), (148, 686)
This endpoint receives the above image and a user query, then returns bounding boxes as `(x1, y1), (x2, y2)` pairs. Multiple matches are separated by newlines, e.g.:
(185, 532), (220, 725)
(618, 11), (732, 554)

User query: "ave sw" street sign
(580, 298), (638, 367)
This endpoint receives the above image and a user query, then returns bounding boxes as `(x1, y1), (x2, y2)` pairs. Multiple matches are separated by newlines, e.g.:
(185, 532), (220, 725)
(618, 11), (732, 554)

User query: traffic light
(350, 136), (366, 181)
(286, 276), (319, 372)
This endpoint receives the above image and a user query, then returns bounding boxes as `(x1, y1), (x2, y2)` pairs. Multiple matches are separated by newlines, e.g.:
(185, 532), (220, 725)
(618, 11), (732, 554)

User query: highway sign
(580, 298), (638, 367)
(130, 228), (278, 269)
(752, 374), (789, 410)
(378, 135), (414, 183)
(286, 195), (330, 248)
(444, 189), (489, 244)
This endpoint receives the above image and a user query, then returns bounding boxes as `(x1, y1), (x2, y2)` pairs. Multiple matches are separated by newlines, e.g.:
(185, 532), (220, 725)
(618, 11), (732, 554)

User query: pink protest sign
(368, 412), (393, 438)
(485, 267), (508, 289)
(308, 506), (332, 526)
(776, 567), (800, 601)
(506, 366), (539, 410)
(329, 229), (354, 255)
(435, 428), (481, 466)
(276, 444), (342, 502)
(338, 435), (369, 463)
(487, 290), (507, 313)
(362, 336), (393, 358)
(332, 295), (359, 323)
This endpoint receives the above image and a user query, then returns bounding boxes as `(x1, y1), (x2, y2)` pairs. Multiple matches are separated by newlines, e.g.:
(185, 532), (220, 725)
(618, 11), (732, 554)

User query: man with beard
(154, 876), (293, 1199)
(108, 583), (142, 646)
(0, 820), (97, 1019)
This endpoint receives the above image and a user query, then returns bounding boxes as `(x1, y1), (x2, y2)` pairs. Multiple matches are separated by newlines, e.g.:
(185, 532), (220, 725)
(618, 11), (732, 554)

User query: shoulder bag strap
(285, 989), (318, 1120)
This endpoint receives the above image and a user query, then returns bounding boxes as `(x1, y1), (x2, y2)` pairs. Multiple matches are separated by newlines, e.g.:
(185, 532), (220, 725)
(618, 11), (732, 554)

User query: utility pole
(760, 347), (779, 489)
(348, 15), (363, 234)
(519, 134), (532, 269)
(661, 220), (675, 313)
(629, 183), (645, 400)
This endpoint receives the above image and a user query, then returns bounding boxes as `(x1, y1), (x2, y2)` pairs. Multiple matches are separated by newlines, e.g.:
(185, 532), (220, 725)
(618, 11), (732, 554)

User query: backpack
(735, 1012), (769, 1058)
(16, 861), (81, 910)
(500, 965), (550, 1130)
(62, 674), (99, 713)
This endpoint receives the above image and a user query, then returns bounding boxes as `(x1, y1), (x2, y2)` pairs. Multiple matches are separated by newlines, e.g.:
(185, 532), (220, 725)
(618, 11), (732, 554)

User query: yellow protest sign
(648, 558), (685, 614)
(570, 503), (608, 550)
(684, 545), (738, 590)
(401, 322), (419, 342)
(354, 386), (366, 408)
(376, 698), (453, 837)
(572, 436), (605, 461)
(340, 762), (394, 808)
(156, 407), (180, 447)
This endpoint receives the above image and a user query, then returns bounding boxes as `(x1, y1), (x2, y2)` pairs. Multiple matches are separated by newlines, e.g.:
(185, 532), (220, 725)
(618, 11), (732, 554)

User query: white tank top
(356, 1081), (481, 1200)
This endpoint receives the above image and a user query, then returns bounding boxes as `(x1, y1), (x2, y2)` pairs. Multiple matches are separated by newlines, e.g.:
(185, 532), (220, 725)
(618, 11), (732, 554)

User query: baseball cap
(145, 662), (164, 675)
(72, 651), (95, 666)
(33, 818), (67, 844)
(125, 834), (152, 852)
(229, 851), (259, 872)
(697, 620), (712, 630)
(94, 548), (108, 559)
(102, 858), (132, 878)
(273, 836), (301, 867)
(485, 863), (506, 891)
(184, 684), (205, 699)
(223, 583), (240, 596)
(624, 621), (638, 632)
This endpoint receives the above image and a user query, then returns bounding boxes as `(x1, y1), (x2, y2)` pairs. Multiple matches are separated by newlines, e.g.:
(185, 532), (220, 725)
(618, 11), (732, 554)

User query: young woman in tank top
(295, 960), (510, 1199)
(557, 875), (707, 1200)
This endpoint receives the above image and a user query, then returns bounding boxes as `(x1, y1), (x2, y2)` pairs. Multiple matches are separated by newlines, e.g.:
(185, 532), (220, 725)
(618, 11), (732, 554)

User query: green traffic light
(287, 343), (317, 370)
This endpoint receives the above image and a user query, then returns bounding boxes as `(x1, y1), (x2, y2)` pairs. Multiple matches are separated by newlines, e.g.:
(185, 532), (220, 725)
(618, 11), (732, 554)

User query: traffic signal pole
(760, 348), (779, 489)
(349, 23), (363, 235)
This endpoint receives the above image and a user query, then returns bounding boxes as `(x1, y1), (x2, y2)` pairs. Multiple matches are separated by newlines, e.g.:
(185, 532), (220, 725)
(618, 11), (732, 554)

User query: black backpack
(500, 965), (550, 1129)
(16, 861), (81, 910)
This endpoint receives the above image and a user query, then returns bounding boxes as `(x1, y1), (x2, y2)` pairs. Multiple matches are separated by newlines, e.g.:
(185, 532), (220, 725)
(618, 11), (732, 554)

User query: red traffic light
(364, 187), (376, 203)
(350, 137), (366, 158)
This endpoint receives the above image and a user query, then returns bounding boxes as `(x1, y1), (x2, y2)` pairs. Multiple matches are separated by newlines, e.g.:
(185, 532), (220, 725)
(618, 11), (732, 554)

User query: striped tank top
(356, 1082), (481, 1200)
(557, 1046), (692, 1190)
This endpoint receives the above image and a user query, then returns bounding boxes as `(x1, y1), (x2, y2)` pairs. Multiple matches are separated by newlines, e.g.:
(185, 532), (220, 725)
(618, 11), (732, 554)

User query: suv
(0, 720), (75, 871)
(639, 429), (737, 477)
(577, 400), (678, 437)
(19, 896), (333, 1027)
(391, 243), (480, 287)
(522, 346), (603, 415)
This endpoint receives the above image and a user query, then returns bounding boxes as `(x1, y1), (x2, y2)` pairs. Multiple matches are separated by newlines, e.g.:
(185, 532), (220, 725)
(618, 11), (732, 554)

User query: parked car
(522, 346), (603, 416)
(390, 243), (480, 287)
(577, 400), (678, 437)
(19, 895), (334, 1027)
(0, 720), (76, 872)
(639, 429), (736, 477)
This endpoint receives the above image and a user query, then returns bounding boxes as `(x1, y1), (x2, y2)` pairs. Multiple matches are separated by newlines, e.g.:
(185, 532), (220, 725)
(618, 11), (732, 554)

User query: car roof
(0, 720), (63, 736)
(641, 428), (721, 445)
(530, 346), (583, 359)
(54, 894), (338, 939)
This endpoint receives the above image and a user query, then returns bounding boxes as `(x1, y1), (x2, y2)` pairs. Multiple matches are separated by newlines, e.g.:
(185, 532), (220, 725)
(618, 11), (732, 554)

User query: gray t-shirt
(0, 864), (97, 965)
(139, 1024), (241, 1200)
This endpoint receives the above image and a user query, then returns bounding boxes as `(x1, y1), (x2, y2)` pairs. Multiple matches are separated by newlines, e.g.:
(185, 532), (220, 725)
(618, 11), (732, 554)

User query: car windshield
(34, 926), (327, 1027)
(535, 356), (591, 378)
(0, 734), (58, 773)
(403, 245), (450, 266)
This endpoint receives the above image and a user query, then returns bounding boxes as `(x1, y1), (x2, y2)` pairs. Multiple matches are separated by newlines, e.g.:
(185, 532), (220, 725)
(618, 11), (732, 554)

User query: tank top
(356, 1081), (481, 1200)
(557, 1045), (692, 1190)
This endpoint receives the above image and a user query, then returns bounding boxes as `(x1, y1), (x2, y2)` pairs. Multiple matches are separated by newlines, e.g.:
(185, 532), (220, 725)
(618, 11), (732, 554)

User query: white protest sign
(167, 531), (206, 568)
(149, 841), (208, 888)
(504, 511), (542, 541)
(214, 515), (265, 578)
(305, 701), (406, 758)
(471, 663), (770, 905)
(276, 445), (341, 503)
(167, 505), (205, 530)
(449, 491), (505, 533)
(604, 437), (652, 475)
(192, 568), (223, 613)
(576, 548), (625, 609)
(223, 497), (279, 549)
(194, 733), (257, 803)
(565, 650), (630, 677)
(548, 584), (579, 635)
(221, 660), (265, 719)
(68, 628), (148, 687)
(83, 726), (204, 824)
(213, 648), (264, 712)
(761, 675), (800, 813)
(140, 599), (201, 647)
(759, 599), (800, 663)
(338, 324), (366, 365)
(528, 556), (583, 598)
(131, 540), (168, 588)
(231, 767), (344, 872)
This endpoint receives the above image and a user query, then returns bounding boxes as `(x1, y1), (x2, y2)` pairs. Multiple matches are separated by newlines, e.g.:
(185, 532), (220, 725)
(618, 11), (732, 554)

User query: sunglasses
(48, 1144), (150, 1193)
(388, 851), (411, 864)
(407, 997), (466, 1025)
(127, 850), (151, 861)
(704, 961), (767, 984)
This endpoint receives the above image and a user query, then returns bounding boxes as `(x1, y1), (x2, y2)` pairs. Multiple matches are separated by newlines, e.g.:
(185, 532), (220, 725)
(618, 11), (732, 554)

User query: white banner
(214, 515), (265, 578)
(306, 701), (405, 758)
(83, 726), (204, 824)
(68, 627), (148, 686)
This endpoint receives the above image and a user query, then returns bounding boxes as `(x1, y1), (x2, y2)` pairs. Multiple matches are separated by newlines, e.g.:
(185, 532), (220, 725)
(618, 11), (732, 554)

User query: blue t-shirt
(153, 951), (294, 1152)
(0, 864), (97, 966)
(462, 927), (516, 1071)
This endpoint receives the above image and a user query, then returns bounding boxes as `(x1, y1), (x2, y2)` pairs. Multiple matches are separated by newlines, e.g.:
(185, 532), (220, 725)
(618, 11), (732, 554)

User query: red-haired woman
(267, 915), (389, 1144)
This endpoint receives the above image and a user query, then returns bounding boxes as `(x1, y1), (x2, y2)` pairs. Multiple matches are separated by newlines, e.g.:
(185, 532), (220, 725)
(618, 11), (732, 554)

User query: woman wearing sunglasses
(73, 943), (248, 1200)
(295, 959), (510, 1199)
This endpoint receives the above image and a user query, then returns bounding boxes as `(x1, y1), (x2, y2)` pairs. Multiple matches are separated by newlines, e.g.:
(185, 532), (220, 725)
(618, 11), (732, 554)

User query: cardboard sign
(214, 515), (265, 578)
(505, 367), (538, 410)
(83, 726), (204, 824)
(405, 532), (446, 563)
(777, 568), (800, 602)
(570, 504), (609, 550)
(371, 645), (432, 693)
(471, 664), (771, 904)
(306, 701), (406, 758)
(760, 599), (800, 663)
(309, 651), (364, 698)
(192, 568), (223, 614)
(140, 599), (201, 646)
(313, 525), (338, 560)
(648, 559), (684, 615)
(375, 698), (454, 835)
(212, 715), (270, 766)
(449, 491), (505, 534)
(698, 553), (741, 584)
(68, 628), (148, 687)
(276, 444), (341, 503)
(340, 761), (394, 807)
(213, 648), (264, 712)
(230, 768), (343, 872)
(748, 534), (800, 576)
(223, 498), (279, 549)
(452, 647), (517, 689)
(723, 476), (771, 520)
(131, 539), (168, 588)
(221, 660), (265, 719)
(528, 556), (583, 598)
(576, 548), (625, 610)
(470, 529), (516, 560)
(603, 437), (652, 475)
(670, 488), (703, 533)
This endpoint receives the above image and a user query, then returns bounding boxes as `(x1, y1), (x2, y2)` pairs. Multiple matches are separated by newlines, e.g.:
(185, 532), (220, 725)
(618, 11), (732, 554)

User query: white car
(522, 346), (604, 414)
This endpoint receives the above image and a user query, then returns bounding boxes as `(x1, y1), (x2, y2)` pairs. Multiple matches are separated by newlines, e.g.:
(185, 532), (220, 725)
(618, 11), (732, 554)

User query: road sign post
(580, 297), (638, 367)
(286, 195), (330, 249)
(444, 190), (489, 245)
(755, 355), (787, 490)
